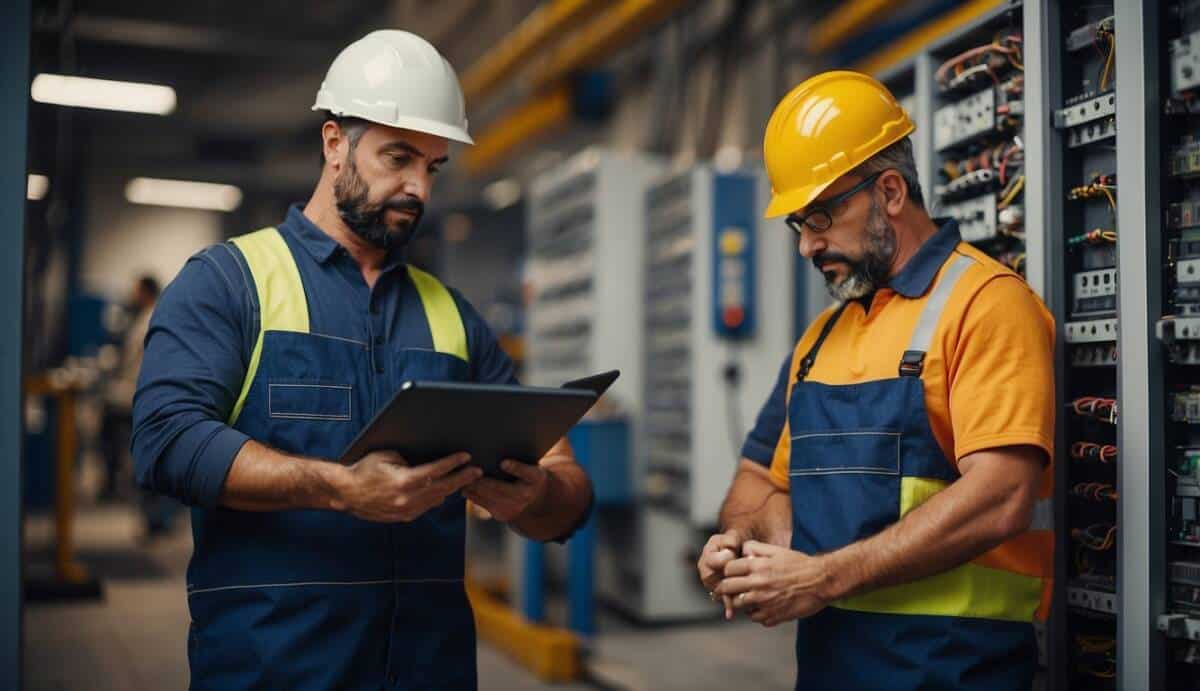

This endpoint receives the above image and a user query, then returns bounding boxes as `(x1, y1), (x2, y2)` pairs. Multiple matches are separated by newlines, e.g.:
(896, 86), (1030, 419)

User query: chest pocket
(397, 347), (470, 383)
(268, 383), (352, 421)
(255, 330), (367, 455)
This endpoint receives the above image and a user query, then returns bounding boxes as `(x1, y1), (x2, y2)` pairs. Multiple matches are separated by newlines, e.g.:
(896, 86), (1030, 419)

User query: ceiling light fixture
(125, 177), (242, 212)
(31, 73), (176, 115)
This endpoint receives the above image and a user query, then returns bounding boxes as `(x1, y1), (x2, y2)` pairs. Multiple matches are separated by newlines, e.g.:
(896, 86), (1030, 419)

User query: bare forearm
(511, 458), (591, 541)
(719, 460), (791, 546)
(219, 439), (347, 512)
(820, 448), (1042, 601)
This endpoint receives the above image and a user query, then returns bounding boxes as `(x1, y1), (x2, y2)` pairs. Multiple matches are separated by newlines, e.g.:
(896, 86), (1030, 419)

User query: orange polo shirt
(770, 232), (1055, 486)
(768, 221), (1056, 615)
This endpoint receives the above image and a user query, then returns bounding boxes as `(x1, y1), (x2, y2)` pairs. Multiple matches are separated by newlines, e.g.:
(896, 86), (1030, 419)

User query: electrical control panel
(933, 87), (999, 151)
(525, 148), (663, 449)
(887, 1), (1200, 685)
(1156, 2), (1200, 684)
(711, 192), (756, 339)
(1051, 4), (1122, 687)
(642, 167), (795, 527)
(929, 10), (1026, 276)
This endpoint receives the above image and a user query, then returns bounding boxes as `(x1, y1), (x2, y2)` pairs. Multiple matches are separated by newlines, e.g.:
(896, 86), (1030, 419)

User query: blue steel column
(1, 2), (31, 689)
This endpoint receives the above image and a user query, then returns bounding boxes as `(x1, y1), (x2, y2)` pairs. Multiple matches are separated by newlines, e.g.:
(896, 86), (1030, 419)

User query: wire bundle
(1071, 396), (1118, 423)
(999, 252), (1026, 274)
(1068, 174), (1117, 213)
(935, 34), (1024, 91)
(1071, 523), (1117, 551)
(941, 139), (1024, 183)
(1070, 441), (1118, 463)
(1066, 228), (1118, 247)
(1070, 482), (1118, 501)
(1075, 635), (1116, 679)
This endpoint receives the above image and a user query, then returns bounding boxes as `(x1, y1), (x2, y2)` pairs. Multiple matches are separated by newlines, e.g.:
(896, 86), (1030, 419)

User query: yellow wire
(1100, 34), (1115, 90)
(998, 176), (1025, 208)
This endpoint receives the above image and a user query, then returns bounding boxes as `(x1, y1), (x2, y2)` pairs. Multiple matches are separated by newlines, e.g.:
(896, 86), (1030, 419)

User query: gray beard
(825, 199), (896, 301)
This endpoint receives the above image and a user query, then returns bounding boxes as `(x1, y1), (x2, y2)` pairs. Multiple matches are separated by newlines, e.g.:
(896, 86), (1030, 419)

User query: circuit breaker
(1155, 1), (1200, 685)
(1052, 7), (1121, 688)
(929, 16), (1026, 275)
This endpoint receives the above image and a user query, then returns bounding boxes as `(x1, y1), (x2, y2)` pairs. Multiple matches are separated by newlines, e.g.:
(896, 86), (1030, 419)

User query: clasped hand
(697, 532), (833, 627)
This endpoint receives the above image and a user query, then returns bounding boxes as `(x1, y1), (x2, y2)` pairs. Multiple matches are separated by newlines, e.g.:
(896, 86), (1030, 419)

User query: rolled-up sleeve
(740, 354), (791, 465)
(131, 245), (253, 508)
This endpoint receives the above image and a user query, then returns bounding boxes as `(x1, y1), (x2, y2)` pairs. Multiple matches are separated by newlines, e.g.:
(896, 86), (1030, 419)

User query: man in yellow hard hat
(697, 71), (1054, 689)
(132, 31), (592, 690)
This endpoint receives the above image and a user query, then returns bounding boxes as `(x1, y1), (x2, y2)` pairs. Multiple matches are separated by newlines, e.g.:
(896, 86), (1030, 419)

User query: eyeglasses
(785, 171), (883, 235)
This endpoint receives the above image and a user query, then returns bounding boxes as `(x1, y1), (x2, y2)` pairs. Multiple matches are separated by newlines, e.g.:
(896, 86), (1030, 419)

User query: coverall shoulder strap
(406, 264), (469, 363)
(899, 253), (974, 377)
(227, 227), (310, 424)
(796, 301), (849, 382)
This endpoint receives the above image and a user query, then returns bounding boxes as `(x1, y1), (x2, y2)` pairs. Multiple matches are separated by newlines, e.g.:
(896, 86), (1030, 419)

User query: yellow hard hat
(762, 71), (914, 218)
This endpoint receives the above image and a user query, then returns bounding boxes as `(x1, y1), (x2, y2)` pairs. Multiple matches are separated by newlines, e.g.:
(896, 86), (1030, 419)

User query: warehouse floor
(22, 505), (794, 691)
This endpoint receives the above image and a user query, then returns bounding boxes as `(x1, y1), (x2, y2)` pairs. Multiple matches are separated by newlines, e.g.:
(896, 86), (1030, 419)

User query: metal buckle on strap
(898, 350), (926, 377)
(797, 356), (814, 382)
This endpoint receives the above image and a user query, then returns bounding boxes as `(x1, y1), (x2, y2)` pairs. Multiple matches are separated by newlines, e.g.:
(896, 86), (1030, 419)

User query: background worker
(697, 71), (1055, 690)
(132, 30), (592, 691)
(100, 274), (158, 503)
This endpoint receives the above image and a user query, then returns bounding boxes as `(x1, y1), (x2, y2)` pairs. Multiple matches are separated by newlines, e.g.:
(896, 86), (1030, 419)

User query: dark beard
(814, 198), (896, 301)
(333, 160), (424, 251)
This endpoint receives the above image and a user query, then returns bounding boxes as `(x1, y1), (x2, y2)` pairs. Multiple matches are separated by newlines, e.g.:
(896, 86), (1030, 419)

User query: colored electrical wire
(1066, 228), (1118, 247)
(998, 175), (1025, 208)
(1097, 27), (1115, 92)
(1071, 396), (1118, 423)
(1070, 441), (1118, 463)
(1071, 523), (1117, 551)
(1006, 253), (1026, 274)
(1075, 634), (1116, 679)
(934, 34), (1023, 90)
(1070, 482), (1118, 501)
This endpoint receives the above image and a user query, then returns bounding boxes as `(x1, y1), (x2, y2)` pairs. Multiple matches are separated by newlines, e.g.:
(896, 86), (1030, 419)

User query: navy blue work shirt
(131, 204), (518, 507)
(740, 355), (790, 466)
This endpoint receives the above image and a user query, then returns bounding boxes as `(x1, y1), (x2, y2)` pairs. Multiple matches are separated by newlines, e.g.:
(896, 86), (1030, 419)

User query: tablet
(338, 380), (599, 477)
(562, 369), (620, 397)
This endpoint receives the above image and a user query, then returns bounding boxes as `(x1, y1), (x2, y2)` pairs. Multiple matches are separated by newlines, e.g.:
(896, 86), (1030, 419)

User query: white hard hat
(313, 30), (473, 145)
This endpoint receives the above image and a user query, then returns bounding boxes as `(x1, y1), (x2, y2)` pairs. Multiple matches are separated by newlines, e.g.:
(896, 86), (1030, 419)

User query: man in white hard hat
(132, 31), (593, 690)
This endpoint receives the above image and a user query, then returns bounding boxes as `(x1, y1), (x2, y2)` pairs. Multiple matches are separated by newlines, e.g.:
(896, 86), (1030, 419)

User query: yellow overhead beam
(464, 86), (572, 175)
(533, 0), (691, 89)
(808, 0), (913, 53)
(461, 0), (610, 104)
(853, 0), (1005, 77)
(465, 0), (690, 175)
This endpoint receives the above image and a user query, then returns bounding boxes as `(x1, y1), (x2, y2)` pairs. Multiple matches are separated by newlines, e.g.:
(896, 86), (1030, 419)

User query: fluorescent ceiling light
(31, 73), (176, 115)
(27, 174), (49, 201)
(483, 178), (522, 210)
(125, 177), (242, 212)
